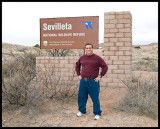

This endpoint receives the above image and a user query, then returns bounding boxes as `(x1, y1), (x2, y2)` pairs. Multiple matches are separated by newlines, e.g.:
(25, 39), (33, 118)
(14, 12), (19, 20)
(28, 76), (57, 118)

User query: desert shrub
(2, 48), (79, 107)
(33, 44), (40, 48)
(35, 64), (79, 100)
(115, 73), (158, 120)
(2, 46), (80, 125)
(134, 46), (141, 49)
(132, 58), (158, 72)
(2, 51), (37, 105)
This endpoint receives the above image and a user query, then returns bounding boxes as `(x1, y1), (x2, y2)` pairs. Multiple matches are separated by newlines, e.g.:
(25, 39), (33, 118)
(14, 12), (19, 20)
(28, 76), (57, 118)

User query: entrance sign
(40, 16), (99, 49)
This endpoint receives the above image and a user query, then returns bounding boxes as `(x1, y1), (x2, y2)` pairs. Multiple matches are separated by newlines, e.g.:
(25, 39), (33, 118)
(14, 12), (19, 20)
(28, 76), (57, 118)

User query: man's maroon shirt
(75, 54), (108, 78)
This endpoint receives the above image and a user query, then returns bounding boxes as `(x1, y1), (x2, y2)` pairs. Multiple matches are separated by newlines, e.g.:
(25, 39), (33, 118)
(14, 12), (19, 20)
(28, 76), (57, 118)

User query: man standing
(75, 43), (108, 120)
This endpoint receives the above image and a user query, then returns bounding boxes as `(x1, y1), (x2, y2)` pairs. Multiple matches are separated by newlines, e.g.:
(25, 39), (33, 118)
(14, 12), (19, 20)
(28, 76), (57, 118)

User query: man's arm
(75, 58), (81, 78)
(94, 56), (108, 82)
(98, 57), (108, 77)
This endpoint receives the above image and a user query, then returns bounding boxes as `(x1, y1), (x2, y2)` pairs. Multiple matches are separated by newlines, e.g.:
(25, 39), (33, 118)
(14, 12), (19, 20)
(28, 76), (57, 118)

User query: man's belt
(83, 77), (97, 81)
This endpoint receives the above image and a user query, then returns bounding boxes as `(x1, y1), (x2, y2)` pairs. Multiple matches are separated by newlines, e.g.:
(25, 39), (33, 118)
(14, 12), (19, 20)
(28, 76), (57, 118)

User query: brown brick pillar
(104, 11), (132, 87)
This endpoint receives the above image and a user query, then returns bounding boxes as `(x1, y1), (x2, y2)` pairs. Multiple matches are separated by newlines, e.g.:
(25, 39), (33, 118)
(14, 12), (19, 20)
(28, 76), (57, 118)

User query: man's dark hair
(85, 43), (93, 48)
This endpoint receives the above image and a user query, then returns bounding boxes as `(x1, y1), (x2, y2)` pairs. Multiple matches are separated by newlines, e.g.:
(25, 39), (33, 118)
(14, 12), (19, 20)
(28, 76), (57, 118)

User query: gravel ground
(2, 83), (158, 127)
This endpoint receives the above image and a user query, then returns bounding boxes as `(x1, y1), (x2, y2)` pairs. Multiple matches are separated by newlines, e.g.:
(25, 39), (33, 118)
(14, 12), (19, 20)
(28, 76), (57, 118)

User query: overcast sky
(2, 2), (158, 46)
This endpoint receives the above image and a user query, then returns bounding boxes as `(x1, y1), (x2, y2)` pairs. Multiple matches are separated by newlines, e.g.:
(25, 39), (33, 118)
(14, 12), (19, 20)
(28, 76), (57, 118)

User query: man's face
(85, 45), (93, 56)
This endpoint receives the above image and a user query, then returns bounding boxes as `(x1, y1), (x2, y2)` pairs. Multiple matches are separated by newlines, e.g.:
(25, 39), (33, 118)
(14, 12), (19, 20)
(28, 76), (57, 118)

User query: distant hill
(2, 42), (84, 59)
(132, 42), (158, 47)
(99, 42), (158, 49)
(148, 42), (158, 46)
(2, 42), (40, 54)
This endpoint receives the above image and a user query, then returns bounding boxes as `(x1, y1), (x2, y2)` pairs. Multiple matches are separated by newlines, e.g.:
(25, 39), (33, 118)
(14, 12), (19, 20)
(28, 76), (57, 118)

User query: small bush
(2, 49), (79, 107)
(2, 51), (37, 105)
(33, 44), (40, 48)
(134, 46), (141, 49)
(115, 73), (158, 120)
(35, 64), (79, 100)
(132, 58), (158, 72)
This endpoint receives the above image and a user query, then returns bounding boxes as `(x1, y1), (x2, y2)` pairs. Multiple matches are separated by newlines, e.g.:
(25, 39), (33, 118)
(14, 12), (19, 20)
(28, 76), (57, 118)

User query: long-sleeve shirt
(75, 54), (108, 78)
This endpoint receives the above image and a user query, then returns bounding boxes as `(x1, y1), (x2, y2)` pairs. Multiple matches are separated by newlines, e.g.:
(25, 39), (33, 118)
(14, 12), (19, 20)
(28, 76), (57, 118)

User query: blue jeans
(78, 78), (102, 116)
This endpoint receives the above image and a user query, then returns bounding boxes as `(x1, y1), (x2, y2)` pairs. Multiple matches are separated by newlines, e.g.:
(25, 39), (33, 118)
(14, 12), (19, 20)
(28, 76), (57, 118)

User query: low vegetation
(2, 42), (158, 122)
(2, 49), (79, 108)
(134, 46), (141, 49)
(132, 57), (158, 72)
(115, 73), (158, 120)
(2, 50), (37, 106)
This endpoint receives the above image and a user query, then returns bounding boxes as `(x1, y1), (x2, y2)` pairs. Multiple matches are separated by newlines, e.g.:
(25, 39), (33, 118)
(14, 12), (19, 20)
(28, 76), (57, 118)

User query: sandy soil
(2, 71), (158, 127)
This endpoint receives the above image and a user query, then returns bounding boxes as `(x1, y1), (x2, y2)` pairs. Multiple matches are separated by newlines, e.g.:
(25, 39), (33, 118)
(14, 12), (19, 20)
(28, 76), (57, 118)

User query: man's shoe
(76, 112), (84, 117)
(94, 115), (100, 120)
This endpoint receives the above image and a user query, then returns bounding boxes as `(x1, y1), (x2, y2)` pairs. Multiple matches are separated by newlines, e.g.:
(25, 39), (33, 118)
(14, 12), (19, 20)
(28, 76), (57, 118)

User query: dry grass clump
(132, 57), (158, 72)
(2, 50), (37, 106)
(114, 73), (158, 120)
(2, 48), (79, 108)
(132, 44), (158, 72)
(134, 46), (141, 49)
(2, 49), (79, 121)
(35, 64), (79, 100)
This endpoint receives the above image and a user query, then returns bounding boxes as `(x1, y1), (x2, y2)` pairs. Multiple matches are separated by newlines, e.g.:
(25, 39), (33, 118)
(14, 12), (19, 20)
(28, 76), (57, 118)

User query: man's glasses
(85, 47), (92, 50)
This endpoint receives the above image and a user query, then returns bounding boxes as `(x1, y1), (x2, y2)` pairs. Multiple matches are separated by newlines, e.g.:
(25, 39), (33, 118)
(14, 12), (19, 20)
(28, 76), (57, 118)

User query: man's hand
(78, 75), (82, 80)
(94, 76), (101, 82)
